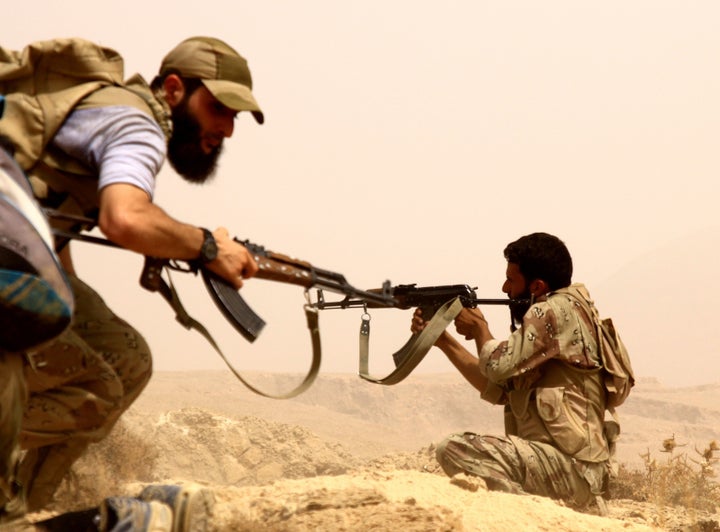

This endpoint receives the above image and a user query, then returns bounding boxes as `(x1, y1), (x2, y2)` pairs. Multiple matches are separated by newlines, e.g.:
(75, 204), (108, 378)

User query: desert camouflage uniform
(436, 284), (611, 508)
(17, 275), (152, 512)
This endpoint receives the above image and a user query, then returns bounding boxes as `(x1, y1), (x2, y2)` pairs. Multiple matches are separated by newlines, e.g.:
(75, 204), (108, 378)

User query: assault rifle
(310, 283), (526, 385)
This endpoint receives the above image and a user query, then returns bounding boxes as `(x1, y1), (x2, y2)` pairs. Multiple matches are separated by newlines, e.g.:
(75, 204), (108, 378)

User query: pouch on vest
(0, 147), (73, 351)
(567, 285), (635, 409)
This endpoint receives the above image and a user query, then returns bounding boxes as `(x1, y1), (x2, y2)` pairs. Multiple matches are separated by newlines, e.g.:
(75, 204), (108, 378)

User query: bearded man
(412, 232), (614, 512)
(0, 36), (262, 519)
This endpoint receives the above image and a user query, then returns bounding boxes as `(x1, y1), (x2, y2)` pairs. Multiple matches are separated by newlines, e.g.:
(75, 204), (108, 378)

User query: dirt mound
(149, 408), (360, 485)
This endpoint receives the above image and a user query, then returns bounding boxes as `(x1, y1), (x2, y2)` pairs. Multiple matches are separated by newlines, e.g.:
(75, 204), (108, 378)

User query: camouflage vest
(0, 38), (172, 228)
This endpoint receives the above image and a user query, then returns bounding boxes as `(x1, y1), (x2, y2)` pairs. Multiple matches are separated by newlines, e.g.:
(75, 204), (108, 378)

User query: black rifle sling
(152, 266), (321, 399)
(358, 297), (463, 384)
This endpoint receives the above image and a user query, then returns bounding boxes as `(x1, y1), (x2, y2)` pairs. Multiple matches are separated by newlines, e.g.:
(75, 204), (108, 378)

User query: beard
(508, 289), (533, 332)
(167, 99), (222, 184)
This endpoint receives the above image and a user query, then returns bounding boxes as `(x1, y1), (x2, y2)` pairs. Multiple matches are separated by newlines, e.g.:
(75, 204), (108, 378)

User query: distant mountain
(132, 371), (720, 469)
(595, 226), (720, 387)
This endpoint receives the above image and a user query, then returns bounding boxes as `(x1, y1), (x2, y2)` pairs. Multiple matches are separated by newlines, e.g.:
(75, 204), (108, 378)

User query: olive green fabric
(0, 38), (171, 226)
(0, 38), (124, 171)
(160, 36), (263, 124)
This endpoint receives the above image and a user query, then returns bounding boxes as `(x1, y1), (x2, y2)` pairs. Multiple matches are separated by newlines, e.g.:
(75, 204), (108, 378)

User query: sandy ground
(30, 371), (720, 531)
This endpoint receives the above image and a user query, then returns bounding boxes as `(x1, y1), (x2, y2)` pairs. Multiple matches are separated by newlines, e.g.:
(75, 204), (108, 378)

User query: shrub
(611, 437), (719, 513)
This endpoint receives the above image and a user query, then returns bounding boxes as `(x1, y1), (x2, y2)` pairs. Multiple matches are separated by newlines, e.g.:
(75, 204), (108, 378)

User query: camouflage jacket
(478, 283), (610, 463)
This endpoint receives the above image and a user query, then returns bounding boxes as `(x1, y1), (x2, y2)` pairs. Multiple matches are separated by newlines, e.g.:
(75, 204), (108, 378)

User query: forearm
(435, 333), (489, 393)
(97, 183), (257, 288)
(98, 184), (203, 259)
(102, 202), (203, 258)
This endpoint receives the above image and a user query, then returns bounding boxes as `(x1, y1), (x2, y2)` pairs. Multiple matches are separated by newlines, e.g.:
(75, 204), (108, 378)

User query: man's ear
(529, 279), (549, 297)
(162, 74), (185, 107)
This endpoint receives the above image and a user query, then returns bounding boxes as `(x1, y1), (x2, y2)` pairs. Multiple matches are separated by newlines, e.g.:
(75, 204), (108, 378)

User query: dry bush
(52, 420), (160, 511)
(610, 437), (720, 513)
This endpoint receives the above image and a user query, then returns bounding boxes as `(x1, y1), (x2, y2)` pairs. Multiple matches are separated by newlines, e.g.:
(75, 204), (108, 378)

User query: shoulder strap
(150, 267), (321, 399)
(358, 297), (463, 384)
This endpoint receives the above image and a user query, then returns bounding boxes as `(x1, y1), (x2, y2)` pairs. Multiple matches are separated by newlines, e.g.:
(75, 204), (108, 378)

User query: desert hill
(133, 371), (720, 468)
(34, 371), (720, 531)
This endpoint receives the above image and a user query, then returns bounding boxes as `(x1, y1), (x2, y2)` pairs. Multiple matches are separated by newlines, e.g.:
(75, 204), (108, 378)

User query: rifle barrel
(313, 295), (522, 310)
(471, 298), (516, 306)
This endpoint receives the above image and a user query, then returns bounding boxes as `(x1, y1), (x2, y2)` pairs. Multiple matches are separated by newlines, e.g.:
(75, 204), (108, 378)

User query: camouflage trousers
(435, 432), (607, 508)
(12, 275), (152, 514)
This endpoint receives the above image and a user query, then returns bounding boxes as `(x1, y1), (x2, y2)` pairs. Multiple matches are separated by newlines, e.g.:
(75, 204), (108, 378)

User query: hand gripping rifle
(311, 283), (526, 385)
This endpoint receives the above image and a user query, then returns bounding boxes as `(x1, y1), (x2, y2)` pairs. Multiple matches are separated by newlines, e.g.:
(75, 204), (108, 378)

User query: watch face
(205, 241), (218, 260)
(201, 230), (218, 262)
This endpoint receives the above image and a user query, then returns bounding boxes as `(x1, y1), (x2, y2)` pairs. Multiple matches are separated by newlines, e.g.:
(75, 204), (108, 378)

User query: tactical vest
(0, 39), (172, 234)
(26, 78), (172, 230)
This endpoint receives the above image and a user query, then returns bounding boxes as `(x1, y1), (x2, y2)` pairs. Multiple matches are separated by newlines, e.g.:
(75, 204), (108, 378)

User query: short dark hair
(150, 70), (204, 96)
(503, 232), (573, 291)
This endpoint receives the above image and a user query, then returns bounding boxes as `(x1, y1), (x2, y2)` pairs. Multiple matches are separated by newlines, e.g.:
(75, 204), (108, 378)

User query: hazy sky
(6, 1), (720, 388)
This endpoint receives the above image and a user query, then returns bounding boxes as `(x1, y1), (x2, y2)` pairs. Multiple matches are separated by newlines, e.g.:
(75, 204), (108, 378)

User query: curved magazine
(200, 269), (266, 343)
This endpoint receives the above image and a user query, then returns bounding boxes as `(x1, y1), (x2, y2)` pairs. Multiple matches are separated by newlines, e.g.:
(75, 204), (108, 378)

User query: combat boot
(138, 484), (215, 532)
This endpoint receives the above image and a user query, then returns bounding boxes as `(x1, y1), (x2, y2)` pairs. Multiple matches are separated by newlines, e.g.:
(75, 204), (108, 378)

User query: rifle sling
(153, 268), (321, 399)
(358, 297), (463, 385)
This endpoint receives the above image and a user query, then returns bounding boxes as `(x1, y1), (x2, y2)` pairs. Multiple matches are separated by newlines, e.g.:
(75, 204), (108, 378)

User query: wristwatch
(199, 227), (218, 264)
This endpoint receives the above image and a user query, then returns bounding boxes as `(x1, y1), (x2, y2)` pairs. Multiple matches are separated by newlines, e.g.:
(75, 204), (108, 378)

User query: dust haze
(5, 1), (720, 387)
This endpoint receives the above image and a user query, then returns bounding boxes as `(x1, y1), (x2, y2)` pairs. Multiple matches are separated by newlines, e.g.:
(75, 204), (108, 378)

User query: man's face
(502, 262), (529, 300)
(167, 85), (237, 184)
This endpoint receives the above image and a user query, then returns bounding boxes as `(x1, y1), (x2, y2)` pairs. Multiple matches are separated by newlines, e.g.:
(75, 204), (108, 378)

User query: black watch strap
(199, 227), (218, 264)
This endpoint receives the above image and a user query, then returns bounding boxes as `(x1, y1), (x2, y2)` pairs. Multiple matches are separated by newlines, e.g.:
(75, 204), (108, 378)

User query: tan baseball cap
(160, 36), (264, 124)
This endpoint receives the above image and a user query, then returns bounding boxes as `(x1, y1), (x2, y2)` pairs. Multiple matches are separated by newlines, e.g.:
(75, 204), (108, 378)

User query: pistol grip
(140, 256), (167, 292)
(418, 304), (439, 322)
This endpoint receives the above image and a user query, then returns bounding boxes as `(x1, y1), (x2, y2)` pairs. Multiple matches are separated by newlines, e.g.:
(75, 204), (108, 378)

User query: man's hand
(410, 307), (427, 334)
(410, 308), (452, 347)
(454, 308), (493, 344)
(410, 307), (490, 392)
(205, 227), (259, 289)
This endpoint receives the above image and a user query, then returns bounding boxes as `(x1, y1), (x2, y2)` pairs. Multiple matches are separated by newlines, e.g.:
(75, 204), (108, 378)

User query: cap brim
(202, 79), (264, 124)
